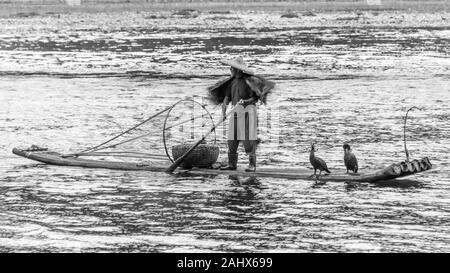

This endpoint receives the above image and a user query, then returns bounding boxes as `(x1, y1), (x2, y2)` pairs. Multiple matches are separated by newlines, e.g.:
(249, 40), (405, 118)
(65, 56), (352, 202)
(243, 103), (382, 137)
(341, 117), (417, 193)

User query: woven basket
(172, 143), (220, 168)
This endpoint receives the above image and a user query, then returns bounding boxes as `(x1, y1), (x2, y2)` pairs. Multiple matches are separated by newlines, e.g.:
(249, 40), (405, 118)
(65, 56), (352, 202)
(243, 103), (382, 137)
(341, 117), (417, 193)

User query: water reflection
(373, 179), (424, 188)
(219, 176), (269, 224)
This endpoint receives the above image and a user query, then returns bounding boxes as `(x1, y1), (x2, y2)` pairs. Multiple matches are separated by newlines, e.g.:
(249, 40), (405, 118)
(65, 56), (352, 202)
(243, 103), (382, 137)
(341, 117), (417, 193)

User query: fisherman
(207, 56), (275, 172)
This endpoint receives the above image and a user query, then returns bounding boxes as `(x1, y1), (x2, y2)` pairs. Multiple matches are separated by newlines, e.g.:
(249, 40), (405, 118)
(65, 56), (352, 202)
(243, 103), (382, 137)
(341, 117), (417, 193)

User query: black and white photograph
(0, 0), (449, 256)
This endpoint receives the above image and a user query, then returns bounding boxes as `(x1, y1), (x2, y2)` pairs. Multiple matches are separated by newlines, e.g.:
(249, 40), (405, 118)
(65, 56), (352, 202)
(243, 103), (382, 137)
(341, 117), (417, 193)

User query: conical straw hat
(220, 56), (254, 75)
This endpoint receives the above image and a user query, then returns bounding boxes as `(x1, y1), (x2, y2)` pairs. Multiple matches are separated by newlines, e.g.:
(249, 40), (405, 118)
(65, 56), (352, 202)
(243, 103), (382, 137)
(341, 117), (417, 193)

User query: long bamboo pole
(63, 103), (178, 158)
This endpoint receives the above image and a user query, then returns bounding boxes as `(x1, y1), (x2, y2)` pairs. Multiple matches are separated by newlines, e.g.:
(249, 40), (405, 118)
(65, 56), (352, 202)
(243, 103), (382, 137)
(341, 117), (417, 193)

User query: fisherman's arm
(222, 96), (230, 119)
(245, 95), (258, 105)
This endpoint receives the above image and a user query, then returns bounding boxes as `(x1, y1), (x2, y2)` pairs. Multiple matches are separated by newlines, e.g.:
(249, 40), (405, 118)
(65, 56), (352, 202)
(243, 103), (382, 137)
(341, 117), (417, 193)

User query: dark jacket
(207, 74), (275, 105)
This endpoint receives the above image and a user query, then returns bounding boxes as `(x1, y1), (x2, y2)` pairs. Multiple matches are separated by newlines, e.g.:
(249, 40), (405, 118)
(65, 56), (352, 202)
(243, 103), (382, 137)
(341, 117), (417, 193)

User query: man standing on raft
(207, 57), (275, 172)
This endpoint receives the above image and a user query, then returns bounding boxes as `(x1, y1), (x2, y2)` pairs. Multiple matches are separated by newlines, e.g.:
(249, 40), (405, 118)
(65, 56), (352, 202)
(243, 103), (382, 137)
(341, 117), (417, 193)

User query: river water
(0, 9), (449, 252)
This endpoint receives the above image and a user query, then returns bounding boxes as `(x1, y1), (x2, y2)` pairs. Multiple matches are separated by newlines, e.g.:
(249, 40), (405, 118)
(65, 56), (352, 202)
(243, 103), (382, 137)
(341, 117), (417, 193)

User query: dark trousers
(227, 140), (256, 156)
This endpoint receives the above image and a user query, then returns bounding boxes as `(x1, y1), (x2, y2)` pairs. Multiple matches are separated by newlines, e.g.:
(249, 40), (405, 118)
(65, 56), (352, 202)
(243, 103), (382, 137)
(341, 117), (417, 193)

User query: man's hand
(238, 97), (256, 107)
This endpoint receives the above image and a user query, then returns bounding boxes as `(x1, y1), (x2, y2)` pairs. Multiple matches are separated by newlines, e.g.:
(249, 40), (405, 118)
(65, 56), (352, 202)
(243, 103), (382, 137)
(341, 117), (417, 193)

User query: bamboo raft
(11, 103), (433, 184)
(12, 146), (432, 183)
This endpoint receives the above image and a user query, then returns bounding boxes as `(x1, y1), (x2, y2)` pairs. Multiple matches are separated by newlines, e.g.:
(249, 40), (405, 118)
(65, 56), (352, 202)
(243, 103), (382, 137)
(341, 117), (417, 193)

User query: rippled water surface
(1, 9), (449, 252)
